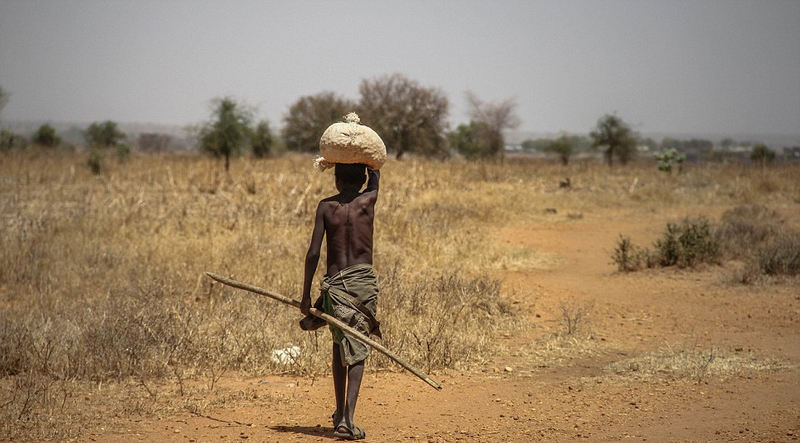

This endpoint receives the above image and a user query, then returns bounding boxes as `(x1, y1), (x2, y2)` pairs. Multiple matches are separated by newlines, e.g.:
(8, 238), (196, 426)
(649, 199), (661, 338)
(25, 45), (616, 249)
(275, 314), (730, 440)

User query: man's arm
(300, 203), (325, 315)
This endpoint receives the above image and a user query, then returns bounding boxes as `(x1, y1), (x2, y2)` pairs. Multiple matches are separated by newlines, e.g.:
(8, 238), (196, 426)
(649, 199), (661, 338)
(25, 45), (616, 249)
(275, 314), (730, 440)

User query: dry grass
(606, 345), (792, 384)
(1, 151), (799, 440)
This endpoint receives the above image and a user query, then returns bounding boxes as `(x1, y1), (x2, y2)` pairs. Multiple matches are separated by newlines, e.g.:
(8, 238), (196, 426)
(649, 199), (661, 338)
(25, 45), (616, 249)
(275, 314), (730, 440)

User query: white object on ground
(270, 345), (301, 365)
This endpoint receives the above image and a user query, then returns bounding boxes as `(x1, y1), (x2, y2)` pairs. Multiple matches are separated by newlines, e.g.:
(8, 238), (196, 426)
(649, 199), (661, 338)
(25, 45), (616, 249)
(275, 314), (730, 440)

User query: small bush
(654, 217), (720, 268)
(613, 217), (720, 271)
(755, 232), (800, 277)
(716, 204), (784, 258)
(87, 149), (102, 174)
(611, 235), (653, 272)
(1, 129), (27, 151)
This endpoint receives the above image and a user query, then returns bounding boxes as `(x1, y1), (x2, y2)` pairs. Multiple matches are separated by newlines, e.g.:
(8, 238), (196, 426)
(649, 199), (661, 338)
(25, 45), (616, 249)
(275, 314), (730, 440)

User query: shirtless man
(300, 163), (380, 441)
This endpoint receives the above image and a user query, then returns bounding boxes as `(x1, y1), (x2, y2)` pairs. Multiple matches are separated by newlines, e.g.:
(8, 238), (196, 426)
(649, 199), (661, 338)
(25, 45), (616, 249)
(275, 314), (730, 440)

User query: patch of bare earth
(71, 207), (799, 443)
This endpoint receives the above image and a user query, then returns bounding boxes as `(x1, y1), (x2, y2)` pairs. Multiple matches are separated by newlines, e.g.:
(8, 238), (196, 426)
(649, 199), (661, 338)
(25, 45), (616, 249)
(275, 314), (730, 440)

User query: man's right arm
(301, 203), (325, 315)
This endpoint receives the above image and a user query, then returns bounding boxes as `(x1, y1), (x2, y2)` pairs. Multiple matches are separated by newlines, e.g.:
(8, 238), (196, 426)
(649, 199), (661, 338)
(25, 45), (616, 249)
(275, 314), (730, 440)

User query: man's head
(335, 163), (367, 191)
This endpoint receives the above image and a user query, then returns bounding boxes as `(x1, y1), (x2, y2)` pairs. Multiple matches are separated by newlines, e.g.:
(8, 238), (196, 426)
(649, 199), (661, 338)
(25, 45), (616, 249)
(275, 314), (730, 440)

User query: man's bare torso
(320, 190), (375, 276)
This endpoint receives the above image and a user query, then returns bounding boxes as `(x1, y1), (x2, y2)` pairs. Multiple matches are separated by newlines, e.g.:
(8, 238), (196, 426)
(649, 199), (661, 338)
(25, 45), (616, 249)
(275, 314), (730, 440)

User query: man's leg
(343, 360), (364, 429)
(332, 343), (346, 428)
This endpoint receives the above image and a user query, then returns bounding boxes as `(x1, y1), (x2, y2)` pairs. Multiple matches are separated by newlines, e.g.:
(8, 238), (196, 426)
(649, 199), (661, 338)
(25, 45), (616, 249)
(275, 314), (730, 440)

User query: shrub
(87, 149), (102, 174)
(32, 124), (62, 148)
(755, 232), (800, 277)
(84, 121), (126, 148)
(750, 144), (775, 165)
(654, 217), (720, 268)
(612, 235), (645, 272)
(654, 147), (685, 173)
(613, 217), (720, 271)
(716, 204), (784, 259)
(1, 129), (27, 151)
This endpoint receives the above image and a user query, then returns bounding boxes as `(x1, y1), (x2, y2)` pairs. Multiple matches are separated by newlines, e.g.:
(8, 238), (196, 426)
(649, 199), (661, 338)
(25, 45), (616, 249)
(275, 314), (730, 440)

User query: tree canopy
(281, 92), (355, 153)
(84, 121), (127, 148)
(448, 121), (496, 160)
(589, 113), (638, 166)
(33, 124), (61, 148)
(251, 120), (274, 158)
(545, 134), (575, 166)
(358, 73), (449, 159)
(198, 97), (254, 171)
(464, 91), (520, 159)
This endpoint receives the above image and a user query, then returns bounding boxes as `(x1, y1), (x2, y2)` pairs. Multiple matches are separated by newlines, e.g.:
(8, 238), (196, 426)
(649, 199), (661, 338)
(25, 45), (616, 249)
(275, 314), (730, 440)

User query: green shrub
(654, 217), (720, 268)
(32, 124), (62, 148)
(612, 235), (653, 272)
(613, 217), (720, 271)
(1, 129), (27, 151)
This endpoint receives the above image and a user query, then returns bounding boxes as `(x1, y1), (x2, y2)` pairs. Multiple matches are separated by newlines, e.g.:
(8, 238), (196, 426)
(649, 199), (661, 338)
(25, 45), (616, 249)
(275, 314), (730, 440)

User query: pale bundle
(315, 112), (386, 171)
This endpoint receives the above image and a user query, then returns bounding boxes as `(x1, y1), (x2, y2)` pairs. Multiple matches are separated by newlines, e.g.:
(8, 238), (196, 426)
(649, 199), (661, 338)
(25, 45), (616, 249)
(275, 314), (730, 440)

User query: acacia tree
(33, 124), (62, 148)
(590, 113), (638, 166)
(464, 91), (521, 160)
(546, 134), (575, 166)
(448, 121), (503, 160)
(358, 73), (449, 160)
(251, 120), (274, 158)
(282, 92), (355, 153)
(84, 121), (126, 148)
(199, 97), (254, 171)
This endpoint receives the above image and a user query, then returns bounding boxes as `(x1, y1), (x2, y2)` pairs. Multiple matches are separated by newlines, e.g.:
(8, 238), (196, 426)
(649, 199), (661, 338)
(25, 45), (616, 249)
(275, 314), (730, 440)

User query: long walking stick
(205, 272), (442, 391)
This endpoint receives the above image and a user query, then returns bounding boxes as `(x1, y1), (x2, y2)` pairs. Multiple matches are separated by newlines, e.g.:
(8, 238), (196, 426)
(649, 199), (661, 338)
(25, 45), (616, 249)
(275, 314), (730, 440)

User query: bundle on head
(315, 112), (386, 171)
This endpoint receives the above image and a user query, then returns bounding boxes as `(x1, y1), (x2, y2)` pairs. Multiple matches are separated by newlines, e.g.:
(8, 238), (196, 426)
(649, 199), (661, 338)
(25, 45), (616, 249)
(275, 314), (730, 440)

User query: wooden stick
(205, 272), (442, 391)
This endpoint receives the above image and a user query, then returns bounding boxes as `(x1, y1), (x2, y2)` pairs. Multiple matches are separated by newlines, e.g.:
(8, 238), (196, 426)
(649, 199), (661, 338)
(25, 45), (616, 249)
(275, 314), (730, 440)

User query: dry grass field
(1, 150), (798, 442)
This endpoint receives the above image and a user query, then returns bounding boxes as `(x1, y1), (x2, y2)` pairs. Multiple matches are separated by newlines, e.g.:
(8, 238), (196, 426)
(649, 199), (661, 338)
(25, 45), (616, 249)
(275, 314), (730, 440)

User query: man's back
(321, 190), (376, 276)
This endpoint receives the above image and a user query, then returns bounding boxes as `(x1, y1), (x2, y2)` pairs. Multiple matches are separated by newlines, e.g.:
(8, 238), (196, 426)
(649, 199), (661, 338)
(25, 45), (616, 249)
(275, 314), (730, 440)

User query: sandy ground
(75, 208), (799, 443)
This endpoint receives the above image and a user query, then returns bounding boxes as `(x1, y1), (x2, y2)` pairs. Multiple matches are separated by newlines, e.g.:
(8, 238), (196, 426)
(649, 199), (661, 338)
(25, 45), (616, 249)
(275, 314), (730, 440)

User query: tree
(464, 91), (521, 160)
(1, 130), (27, 151)
(545, 134), (575, 166)
(720, 138), (734, 150)
(282, 92), (355, 153)
(251, 120), (274, 158)
(590, 113), (638, 166)
(448, 120), (505, 160)
(33, 124), (62, 148)
(84, 121), (127, 148)
(199, 97), (254, 171)
(750, 144), (775, 166)
(358, 73), (449, 160)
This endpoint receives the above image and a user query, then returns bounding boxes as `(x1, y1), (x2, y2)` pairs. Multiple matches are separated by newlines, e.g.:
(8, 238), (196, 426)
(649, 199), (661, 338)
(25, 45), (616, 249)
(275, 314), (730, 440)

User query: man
(300, 163), (380, 441)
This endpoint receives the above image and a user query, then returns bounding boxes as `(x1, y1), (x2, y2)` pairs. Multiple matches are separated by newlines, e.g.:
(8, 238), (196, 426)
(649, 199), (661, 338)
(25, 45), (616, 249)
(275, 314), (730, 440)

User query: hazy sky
(1, 0), (798, 136)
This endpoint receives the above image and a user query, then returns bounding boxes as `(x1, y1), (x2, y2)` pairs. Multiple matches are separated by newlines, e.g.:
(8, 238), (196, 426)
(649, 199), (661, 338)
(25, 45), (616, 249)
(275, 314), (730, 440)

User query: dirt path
(78, 209), (800, 443)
